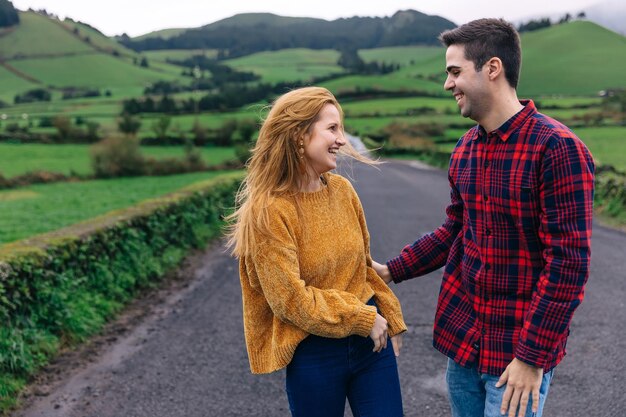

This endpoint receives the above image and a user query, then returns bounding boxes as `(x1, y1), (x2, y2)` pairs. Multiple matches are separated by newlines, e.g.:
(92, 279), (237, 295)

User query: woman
(226, 87), (406, 417)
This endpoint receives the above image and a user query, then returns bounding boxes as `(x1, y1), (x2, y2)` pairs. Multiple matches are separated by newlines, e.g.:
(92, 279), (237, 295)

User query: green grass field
(359, 46), (444, 67)
(0, 144), (237, 177)
(321, 74), (443, 95)
(0, 171), (230, 245)
(342, 96), (455, 116)
(0, 12), (92, 58)
(225, 48), (345, 83)
(572, 127), (626, 171)
(10, 53), (183, 91)
(0, 66), (40, 103)
(143, 49), (218, 62)
(60, 19), (139, 58)
(519, 22), (626, 96)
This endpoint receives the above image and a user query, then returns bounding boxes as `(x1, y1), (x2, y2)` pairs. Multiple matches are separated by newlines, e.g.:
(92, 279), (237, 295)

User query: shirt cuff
(515, 342), (549, 369)
(386, 257), (407, 284)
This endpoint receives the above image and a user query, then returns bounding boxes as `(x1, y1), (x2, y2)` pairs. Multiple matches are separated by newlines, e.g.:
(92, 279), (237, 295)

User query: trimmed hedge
(0, 172), (243, 410)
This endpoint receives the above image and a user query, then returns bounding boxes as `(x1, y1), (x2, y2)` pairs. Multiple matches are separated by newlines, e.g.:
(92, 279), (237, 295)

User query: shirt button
(485, 229), (491, 236)
(483, 194), (489, 202)
(473, 342), (480, 350)
(484, 160), (490, 168)
(485, 263), (491, 271)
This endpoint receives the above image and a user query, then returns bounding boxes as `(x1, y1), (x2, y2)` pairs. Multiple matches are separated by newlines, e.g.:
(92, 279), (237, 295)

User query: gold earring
(298, 140), (304, 159)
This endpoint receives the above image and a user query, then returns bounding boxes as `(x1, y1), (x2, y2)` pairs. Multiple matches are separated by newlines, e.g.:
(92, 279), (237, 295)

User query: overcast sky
(11, 0), (599, 37)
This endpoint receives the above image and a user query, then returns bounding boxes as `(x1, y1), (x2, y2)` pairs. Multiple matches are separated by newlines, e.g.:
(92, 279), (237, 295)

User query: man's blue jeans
(446, 358), (554, 417)
(285, 301), (403, 417)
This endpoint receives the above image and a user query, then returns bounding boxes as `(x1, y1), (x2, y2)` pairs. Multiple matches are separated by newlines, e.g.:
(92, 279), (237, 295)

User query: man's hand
(371, 260), (392, 284)
(496, 358), (543, 417)
(391, 333), (403, 357)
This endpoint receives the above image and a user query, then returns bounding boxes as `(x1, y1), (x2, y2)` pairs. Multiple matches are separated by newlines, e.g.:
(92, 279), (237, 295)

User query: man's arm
(384, 177), (464, 283)
(499, 136), (595, 417)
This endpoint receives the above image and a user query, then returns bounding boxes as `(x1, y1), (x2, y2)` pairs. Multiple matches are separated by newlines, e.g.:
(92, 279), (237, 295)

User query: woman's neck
(300, 174), (325, 193)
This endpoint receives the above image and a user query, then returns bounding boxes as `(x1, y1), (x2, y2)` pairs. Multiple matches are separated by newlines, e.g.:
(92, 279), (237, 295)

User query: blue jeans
(285, 301), (403, 417)
(446, 358), (554, 417)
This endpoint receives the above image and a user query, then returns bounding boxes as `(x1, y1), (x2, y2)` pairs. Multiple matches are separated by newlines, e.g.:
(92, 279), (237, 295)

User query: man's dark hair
(439, 18), (522, 89)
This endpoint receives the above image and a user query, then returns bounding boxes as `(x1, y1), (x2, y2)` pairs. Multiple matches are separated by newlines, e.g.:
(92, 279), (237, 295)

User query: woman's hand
(369, 313), (388, 352)
(391, 334), (403, 357)
(371, 260), (392, 284)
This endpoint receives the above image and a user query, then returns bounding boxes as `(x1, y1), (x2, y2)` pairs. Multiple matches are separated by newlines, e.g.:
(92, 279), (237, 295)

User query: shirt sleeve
(515, 136), (595, 368)
(250, 202), (377, 339)
(349, 183), (408, 337)
(386, 175), (464, 283)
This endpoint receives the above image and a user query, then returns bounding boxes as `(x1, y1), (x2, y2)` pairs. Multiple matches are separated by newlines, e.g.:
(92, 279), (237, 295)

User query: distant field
(144, 49), (218, 62)
(359, 46), (444, 67)
(321, 74), (442, 95)
(0, 65), (39, 103)
(225, 48), (345, 83)
(0, 171), (230, 244)
(0, 12), (92, 58)
(519, 22), (626, 96)
(342, 96), (455, 117)
(60, 19), (139, 58)
(0, 144), (237, 177)
(573, 126), (626, 171)
(10, 53), (184, 92)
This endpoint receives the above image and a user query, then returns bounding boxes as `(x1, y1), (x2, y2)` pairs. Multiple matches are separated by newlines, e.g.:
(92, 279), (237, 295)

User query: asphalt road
(15, 160), (626, 417)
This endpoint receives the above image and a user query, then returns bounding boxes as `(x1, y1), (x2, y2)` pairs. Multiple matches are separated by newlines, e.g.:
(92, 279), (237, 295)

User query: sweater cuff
(387, 315), (408, 337)
(386, 257), (406, 284)
(352, 304), (378, 338)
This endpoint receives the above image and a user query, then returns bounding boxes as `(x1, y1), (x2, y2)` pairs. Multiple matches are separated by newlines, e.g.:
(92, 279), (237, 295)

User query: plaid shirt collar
(473, 99), (536, 142)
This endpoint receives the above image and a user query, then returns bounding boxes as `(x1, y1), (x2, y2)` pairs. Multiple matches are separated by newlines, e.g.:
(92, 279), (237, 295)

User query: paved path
(15, 160), (626, 417)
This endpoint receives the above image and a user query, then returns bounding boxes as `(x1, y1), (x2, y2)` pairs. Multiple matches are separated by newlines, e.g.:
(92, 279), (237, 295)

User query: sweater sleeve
(348, 180), (407, 337)
(250, 201), (377, 339)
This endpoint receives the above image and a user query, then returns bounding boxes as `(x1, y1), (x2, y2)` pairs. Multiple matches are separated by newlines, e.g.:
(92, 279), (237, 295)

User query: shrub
(91, 136), (145, 178)
(0, 173), (243, 410)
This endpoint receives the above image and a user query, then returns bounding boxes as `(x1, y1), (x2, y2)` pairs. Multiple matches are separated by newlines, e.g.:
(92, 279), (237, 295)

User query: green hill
(354, 22), (625, 97)
(133, 28), (187, 41)
(0, 11), (188, 99)
(0, 12), (93, 58)
(225, 49), (344, 83)
(518, 21), (626, 96)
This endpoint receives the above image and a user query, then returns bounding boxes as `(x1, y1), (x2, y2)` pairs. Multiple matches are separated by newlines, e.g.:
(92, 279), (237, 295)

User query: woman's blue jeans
(285, 301), (403, 417)
(446, 358), (554, 417)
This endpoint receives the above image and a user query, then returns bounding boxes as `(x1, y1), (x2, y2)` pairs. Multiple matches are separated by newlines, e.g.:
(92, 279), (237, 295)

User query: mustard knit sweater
(239, 173), (407, 374)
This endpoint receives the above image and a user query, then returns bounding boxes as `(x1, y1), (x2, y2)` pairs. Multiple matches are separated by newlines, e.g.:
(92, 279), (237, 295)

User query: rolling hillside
(0, 11), (188, 99)
(518, 21), (626, 95)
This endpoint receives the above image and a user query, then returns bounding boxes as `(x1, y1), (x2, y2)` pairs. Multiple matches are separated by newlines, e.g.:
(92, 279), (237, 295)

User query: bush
(0, 173), (242, 410)
(14, 89), (51, 104)
(91, 136), (145, 178)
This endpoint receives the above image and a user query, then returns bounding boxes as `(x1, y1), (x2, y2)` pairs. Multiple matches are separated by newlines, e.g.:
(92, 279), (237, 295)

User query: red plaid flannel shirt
(387, 100), (595, 375)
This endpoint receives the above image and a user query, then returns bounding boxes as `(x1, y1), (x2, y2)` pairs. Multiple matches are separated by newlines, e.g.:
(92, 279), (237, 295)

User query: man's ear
(486, 57), (503, 81)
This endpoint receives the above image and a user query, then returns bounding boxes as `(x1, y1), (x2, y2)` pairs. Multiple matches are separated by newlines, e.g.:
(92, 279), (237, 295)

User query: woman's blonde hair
(225, 86), (374, 258)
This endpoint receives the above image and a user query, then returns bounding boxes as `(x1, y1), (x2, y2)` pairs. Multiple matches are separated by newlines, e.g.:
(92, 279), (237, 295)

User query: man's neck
(478, 91), (524, 133)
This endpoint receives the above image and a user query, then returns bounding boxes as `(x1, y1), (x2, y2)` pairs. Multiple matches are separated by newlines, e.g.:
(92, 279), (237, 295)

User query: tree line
(121, 10), (456, 58)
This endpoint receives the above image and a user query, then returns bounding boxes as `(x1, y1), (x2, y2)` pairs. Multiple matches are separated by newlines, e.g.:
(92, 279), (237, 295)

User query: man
(373, 18), (594, 417)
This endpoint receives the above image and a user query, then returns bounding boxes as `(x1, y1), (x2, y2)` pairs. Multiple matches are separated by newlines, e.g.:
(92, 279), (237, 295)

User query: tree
(117, 113), (142, 136)
(151, 115), (171, 141)
(53, 116), (73, 142)
(215, 119), (238, 146)
(0, 0), (19, 28)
